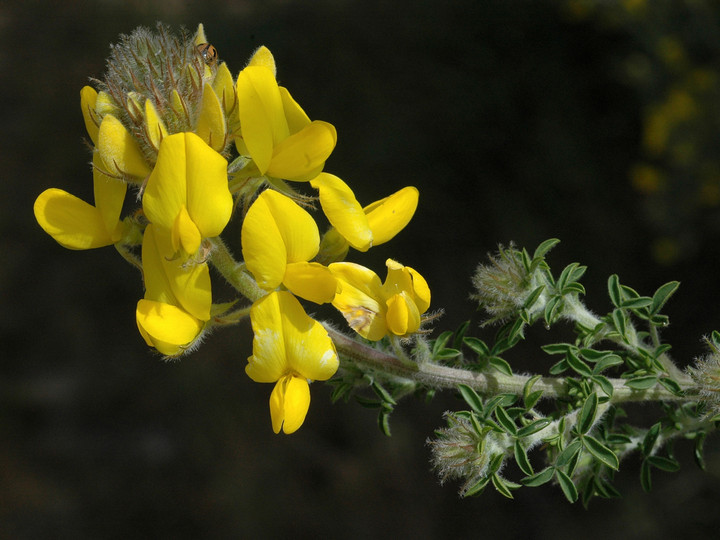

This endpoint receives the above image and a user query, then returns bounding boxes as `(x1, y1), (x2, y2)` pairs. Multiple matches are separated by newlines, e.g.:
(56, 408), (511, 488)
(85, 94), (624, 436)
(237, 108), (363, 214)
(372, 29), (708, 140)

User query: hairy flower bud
(471, 244), (537, 322)
(688, 340), (720, 416)
(90, 23), (233, 173)
(428, 412), (512, 497)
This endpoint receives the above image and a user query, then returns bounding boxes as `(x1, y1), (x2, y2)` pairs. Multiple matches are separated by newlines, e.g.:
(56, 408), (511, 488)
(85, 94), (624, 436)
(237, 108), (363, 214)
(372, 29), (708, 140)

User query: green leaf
(457, 384), (484, 414)
(576, 392), (598, 435)
(517, 417), (552, 438)
(651, 281), (680, 315)
(523, 285), (546, 310)
(611, 308), (627, 338)
(556, 470), (578, 503)
(378, 410), (392, 436)
(608, 274), (622, 307)
(583, 435), (619, 470)
(489, 356), (513, 376)
(640, 459), (652, 492)
(579, 348), (615, 361)
(491, 474), (515, 499)
(591, 375), (614, 398)
(542, 343), (575, 355)
(544, 296), (563, 325)
(625, 376), (658, 390)
(523, 375), (543, 410)
(658, 377), (683, 396)
(556, 439), (582, 467)
(434, 348), (461, 360)
(432, 331), (454, 357)
(647, 456), (680, 472)
(621, 296), (653, 310)
(593, 354), (624, 374)
(521, 466), (555, 487)
(533, 238), (560, 261)
(463, 476), (491, 497)
(642, 423), (661, 456)
(514, 440), (533, 476)
(548, 358), (569, 375)
(495, 406), (517, 436)
(452, 320), (471, 350)
(371, 382), (397, 405)
(694, 432), (707, 470)
(566, 350), (593, 377)
(463, 336), (489, 357)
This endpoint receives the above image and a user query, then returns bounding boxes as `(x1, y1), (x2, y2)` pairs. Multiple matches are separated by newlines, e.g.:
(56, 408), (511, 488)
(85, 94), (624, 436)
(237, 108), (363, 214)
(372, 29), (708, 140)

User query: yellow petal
(283, 261), (338, 304)
(142, 225), (212, 321)
(136, 299), (204, 356)
(329, 262), (387, 341)
(34, 188), (114, 250)
(311, 173), (372, 251)
(144, 99), (168, 152)
(246, 292), (288, 382)
(95, 90), (118, 118)
(194, 23), (208, 46)
(196, 82), (227, 151)
(97, 114), (151, 179)
(241, 194), (288, 290)
(279, 86), (311, 134)
(247, 45), (277, 77)
(172, 204), (202, 256)
(236, 66), (288, 174)
(269, 375), (310, 434)
(407, 266), (431, 314)
(364, 186), (419, 246)
(266, 121), (337, 182)
(279, 293), (338, 381)
(213, 62), (236, 115)
(242, 190), (319, 289)
(80, 86), (99, 146)
(92, 152), (126, 242)
(143, 132), (231, 240)
(386, 292), (421, 336)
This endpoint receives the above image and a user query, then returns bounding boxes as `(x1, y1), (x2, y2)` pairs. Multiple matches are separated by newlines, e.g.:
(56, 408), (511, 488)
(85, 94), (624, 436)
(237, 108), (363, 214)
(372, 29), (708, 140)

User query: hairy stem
(327, 327), (690, 404)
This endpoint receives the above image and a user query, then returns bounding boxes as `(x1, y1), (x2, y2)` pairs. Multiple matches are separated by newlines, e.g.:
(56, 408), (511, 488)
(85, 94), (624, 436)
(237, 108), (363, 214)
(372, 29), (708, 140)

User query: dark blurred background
(4, 0), (720, 537)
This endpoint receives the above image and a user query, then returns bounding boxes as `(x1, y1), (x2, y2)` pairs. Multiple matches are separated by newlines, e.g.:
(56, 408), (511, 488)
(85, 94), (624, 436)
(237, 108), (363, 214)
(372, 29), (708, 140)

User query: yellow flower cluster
(33, 24), (430, 434)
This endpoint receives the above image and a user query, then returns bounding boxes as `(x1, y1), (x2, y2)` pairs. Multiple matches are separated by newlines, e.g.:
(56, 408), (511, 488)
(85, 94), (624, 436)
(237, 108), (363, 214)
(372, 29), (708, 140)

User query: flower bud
(428, 412), (512, 496)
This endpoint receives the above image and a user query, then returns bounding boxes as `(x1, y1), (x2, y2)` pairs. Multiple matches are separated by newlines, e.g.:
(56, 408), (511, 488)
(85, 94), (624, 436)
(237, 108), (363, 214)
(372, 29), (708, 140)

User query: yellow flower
(34, 153), (127, 249)
(136, 224), (211, 357)
(330, 259), (431, 340)
(246, 291), (338, 434)
(142, 132), (233, 259)
(310, 173), (419, 253)
(235, 51), (337, 182)
(241, 189), (337, 304)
